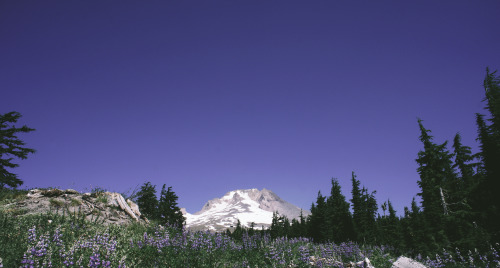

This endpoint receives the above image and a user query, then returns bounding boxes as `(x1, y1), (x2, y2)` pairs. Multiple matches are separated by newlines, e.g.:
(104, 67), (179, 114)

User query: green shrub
(41, 188), (64, 197)
(70, 198), (81, 206)
(49, 198), (64, 207)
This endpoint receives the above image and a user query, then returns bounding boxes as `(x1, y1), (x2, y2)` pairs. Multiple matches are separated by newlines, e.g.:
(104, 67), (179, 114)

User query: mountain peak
(184, 188), (310, 231)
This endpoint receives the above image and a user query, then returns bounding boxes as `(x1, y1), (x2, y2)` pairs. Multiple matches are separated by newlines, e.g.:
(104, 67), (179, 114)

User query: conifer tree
(416, 119), (455, 250)
(350, 172), (377, 244)
(325, 178), (353, 242)
(475, 68), (500, 241)
(351, 172), (362, 238)
(0, 112), (36, 189)
(448, 133), (483, 248)
(401, 198), (428, 254)
(270, 211), (283, 239)
(157, 184), (185, 228)
(384, 200), (401, 246)
(307, 191), (327, 242)
(453, 133), (477, 190)
(135, 181), (158, 220)
(231, 219), (244, 241)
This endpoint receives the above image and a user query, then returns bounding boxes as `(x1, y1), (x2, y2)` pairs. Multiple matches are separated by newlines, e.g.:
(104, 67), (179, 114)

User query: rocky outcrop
(1, 188), (149, 225)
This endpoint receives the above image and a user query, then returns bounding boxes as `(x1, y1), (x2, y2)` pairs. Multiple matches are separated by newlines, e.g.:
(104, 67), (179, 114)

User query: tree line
(254, 69), (500, 255)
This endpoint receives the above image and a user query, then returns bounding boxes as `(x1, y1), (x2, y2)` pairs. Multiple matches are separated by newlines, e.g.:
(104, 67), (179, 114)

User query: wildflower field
(1, 209), (499, 268)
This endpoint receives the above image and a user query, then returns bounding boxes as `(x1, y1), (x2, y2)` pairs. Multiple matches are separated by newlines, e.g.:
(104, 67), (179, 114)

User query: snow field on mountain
(183, 189), (307, 231)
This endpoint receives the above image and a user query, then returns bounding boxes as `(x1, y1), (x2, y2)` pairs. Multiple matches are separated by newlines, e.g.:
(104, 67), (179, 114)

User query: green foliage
(0, 187), (28, 204)
(325, 178), (354, 243)
(135, 181), (158, 220)
(96, 195), (108, 204)
(416, 119), (455, 251)
(307, 179), (354, 243)
(90, 186), (107, 197)
(157, 184), (185, 228)
(307, 191), (327, 242)
(41, 188), (64, 197)
(377, 199), (402, 247)
(474, 68), (500, 241)
(351, 172), (378, 244)
(270, 212), (290, 239)
(70, 198), (81, 207)
(0, 111), (36, 189)
(48, 198), (64, 208)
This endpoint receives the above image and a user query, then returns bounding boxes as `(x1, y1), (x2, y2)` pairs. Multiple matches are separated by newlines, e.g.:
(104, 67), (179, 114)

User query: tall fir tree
(350, 172), (377, 244)
(325, 178), (354, 243)
(416, 119), (455, 250)
(452, 133), (477, 191)
(377, 200), (401, 247)
(307, 191), (327, 242)
(475, 68), (500, 241)
(448, 133), (484, 248)
(401, 198), (429, 254)
(135, 181), (158, 220)
(157, 184), (185, 228)
(351, 172), (362, 239)
(0, 112), (36, 189)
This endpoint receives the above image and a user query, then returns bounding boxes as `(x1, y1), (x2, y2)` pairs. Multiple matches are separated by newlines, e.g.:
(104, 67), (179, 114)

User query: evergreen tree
(448, 133), (484, 248)
(350, 172), (377, 244)
(231, 219), (244, 241)
(0, 112), (36, 189)
(157, 184), (185, 228)
(351, 172), (362, 238)
(401, 198), (428, 254)
(270, 211), (282, 239)
(475, 68), (500, 241)
(135, 181), (158, 220)
(378, 199), (400, 247)
(325, 178), (354, 243)
(416, 119), (455, 250)
(453, 133), (477, 190)
(307, 191), (327, 242)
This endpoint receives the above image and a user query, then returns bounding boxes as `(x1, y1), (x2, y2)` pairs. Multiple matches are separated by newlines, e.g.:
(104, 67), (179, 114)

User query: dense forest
(230, 69), (500, 256)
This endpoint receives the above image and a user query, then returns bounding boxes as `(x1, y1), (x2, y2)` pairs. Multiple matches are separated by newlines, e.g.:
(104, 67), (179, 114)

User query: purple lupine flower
(89, 252), (101, 267)
(298, 245), (310, 263)
(28, 226), (37, 243)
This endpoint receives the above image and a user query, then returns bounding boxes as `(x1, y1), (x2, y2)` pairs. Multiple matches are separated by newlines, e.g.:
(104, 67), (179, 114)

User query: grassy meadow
(1, 188), (499, 267)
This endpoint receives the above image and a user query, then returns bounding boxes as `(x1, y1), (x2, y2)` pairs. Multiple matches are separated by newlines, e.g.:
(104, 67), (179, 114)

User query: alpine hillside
(183, 189), (310, 231)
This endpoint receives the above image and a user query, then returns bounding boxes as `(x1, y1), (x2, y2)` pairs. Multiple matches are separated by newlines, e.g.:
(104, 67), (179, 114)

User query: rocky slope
(184, 188), (310, 231)
(0, 188), (148, 225)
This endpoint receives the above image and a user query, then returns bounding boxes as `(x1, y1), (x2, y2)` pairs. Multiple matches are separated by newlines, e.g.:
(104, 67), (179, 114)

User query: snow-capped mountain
(183, 189), (310, 231)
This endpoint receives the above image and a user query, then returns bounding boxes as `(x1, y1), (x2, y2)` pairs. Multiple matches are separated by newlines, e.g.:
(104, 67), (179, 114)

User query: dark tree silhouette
(416, 118), (455, 250)
(325, 178), (354, 243)
(157, 184), (185, 228)
(475, 68), (500, 241)
(135, 181), (158, 220)
(0, 112), (36, 189)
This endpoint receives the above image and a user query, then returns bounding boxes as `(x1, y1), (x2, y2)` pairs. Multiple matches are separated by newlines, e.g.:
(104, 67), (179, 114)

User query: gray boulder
(392, 256), (427, 268)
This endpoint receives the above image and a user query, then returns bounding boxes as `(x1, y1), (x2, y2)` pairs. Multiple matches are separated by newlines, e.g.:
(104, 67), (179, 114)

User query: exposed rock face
(1, 189), (149, 225)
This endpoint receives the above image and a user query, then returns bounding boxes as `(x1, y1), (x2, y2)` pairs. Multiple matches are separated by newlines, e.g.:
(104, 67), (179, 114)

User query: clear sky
(1, 1), (499, 215)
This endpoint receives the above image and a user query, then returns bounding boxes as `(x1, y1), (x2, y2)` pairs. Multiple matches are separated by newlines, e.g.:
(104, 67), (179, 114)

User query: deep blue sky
(1, 1), (499, 215)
